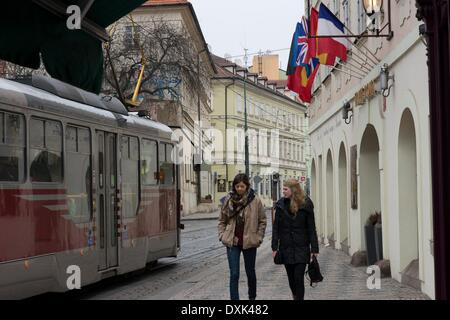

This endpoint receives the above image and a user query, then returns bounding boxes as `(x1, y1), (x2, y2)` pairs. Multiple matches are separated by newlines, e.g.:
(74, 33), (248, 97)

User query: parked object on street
(365, 211), (383, 265)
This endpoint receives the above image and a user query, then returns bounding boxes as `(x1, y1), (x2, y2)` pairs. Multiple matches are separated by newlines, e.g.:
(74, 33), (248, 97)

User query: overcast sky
(189, 0), (305, 70)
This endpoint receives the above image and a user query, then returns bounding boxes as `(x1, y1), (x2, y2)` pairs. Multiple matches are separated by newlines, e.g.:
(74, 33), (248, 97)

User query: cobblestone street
(68, 210), (430, 300)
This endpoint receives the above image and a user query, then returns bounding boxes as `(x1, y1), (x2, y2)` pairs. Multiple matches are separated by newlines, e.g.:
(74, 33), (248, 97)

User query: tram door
(97, 131), (119, 270)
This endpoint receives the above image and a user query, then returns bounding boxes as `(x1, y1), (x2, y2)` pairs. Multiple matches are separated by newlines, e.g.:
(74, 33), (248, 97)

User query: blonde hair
(283, 179), (306, 215)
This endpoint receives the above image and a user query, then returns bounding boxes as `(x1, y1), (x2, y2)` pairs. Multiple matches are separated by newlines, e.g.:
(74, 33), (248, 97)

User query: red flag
(306, 8), (319, 63)
(287, 60), (319, 103)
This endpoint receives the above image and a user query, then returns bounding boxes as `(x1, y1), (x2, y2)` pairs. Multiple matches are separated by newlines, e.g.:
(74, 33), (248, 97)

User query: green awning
(0, 0), (146, 94)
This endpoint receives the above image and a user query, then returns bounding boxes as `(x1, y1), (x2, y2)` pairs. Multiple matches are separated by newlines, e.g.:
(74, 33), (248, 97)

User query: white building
(306, 0), (434, 298)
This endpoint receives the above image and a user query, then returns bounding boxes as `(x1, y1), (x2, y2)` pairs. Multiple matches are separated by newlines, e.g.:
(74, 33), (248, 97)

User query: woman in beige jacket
(218, 174), (267, 300)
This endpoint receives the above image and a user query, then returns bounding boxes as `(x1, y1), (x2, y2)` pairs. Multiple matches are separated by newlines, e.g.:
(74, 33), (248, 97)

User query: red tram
(0, 75), (181, 299)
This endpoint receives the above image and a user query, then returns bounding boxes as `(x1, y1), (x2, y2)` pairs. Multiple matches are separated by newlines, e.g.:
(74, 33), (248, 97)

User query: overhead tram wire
(116, 17), (311, 129)
(123, 16), (374, 89)
(209, 119), (308, 143)
(214, 78), (310, 128)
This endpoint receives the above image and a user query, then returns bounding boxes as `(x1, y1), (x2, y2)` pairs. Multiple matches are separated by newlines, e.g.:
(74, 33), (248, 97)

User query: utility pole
(196, 48), (207, 204)
(244, 48), (250, 177)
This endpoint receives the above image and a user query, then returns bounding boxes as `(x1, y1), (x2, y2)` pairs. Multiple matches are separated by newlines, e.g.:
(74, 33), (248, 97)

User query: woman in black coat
(272, 179), (319, 300)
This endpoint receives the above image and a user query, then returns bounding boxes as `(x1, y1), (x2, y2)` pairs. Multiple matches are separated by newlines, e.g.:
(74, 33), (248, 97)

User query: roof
(140, 0), (216, 74)
(0, 76), (172, 136)
(211, 54), (305, 108)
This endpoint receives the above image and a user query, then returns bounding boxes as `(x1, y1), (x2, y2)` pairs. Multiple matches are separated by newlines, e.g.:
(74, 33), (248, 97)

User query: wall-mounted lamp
(363, 0), (383, 16)
(362, 0), (393, 40)
(342, 101), (353, 125)
(419, 23), (428, 47)
(380, 64), (395, 97)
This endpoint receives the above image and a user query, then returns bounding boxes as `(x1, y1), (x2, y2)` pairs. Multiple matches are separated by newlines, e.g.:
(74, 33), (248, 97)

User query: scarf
(225, 188), (255, 220)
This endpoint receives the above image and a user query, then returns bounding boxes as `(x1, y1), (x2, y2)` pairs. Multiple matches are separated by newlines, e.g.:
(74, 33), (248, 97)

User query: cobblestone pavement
(49, 210), (429, 300)
(155, 211), (429, 300)
(167, 239), (430, 300)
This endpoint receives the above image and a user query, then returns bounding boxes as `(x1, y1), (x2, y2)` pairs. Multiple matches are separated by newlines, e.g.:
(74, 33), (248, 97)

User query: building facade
(210, 55), (309, 208)
(306, 0), (434, 298)
(124, 0), (217, 215)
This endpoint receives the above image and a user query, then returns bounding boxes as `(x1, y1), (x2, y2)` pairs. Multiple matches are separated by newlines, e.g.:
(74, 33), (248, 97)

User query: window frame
(120, 134), (141, 217)
(159, 142), (175, 186)
(0, 110), (26, 184)
(65, 124), (93, 222)
(29, 116), (64, 185)
(141, 138), (159, 186)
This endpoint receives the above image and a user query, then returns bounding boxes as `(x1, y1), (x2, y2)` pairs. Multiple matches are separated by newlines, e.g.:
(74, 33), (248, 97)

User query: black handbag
(273, 213), (283, 265)
(305, 255), (324, 287)
(274, 239), (283, 265)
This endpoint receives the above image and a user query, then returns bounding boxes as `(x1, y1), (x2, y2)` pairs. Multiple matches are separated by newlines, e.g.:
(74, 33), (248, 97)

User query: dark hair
(232, 173), (250, 192)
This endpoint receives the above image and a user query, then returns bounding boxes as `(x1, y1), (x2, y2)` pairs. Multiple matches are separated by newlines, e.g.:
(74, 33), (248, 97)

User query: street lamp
(363, 0), (383, 17)
(196, 47), (208, 204)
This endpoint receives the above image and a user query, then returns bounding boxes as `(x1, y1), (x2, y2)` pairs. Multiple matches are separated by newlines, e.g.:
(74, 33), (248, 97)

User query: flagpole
(343, 25), (381, 65)
(344, 38), (380, 67)
(346, 45), (377, 67)
(324, 65), (363, 80)
(309, 3), (380, 68)
(342, 57), (372, 73)
(348, 49), (377, 69)
(335, 61), (366, 78)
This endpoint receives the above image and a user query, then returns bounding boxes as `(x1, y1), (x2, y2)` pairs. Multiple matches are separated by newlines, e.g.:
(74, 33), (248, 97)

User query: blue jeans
(226, 246), (257, 300)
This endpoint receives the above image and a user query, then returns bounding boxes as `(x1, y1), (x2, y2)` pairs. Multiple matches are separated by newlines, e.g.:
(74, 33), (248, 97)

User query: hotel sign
(355, 81), (377, 106)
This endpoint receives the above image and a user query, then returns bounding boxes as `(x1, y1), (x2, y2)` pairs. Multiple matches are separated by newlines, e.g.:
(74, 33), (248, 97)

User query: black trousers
(284, 263), (307, 300)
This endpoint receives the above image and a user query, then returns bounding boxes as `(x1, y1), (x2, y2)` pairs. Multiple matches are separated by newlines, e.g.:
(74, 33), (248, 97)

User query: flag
(306, 8), (318, 63)
(286, 22), (304, 76)
(287, 57), (319, 103)
(317, 2), (348, 65)
(286, 19), (320, 103)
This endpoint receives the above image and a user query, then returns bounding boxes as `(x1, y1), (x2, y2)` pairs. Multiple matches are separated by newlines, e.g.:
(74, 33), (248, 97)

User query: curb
(181, 216), (219, 221)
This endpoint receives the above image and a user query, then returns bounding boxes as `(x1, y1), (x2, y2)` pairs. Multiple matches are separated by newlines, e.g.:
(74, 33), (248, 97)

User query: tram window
(66, 126), (92, 222)
(30, 118), (63, 183)
(121, 136), (139, 217)
(159, 143), (174, 186)
(130, 136), (139, 161)
(30, 118), (45, 149)
(66, 126), (77, 153)
(142, 139), (158, 185)
(0, 112), (25, 182)
(5, 113), (25, 146)
(78, 128), (90, 155)
(45, 121), (62, 151)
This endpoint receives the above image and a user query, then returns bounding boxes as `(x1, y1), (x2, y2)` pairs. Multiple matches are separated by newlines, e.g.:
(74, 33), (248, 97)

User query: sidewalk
(181, 210), (220, 221)
(157, 238), (430, 300)
(180, 207), (272, 221)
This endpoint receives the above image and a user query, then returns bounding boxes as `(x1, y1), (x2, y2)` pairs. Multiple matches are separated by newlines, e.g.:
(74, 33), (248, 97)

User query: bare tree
(103, 17), (209, 106)
(0, 58), (48, 79)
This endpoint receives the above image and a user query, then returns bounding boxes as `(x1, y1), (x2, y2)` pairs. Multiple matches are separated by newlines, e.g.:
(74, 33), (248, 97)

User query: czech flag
(316, 3), (348, 65)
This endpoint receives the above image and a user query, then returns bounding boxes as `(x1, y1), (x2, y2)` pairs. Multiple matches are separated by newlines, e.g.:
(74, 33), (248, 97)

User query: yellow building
(209, 55), (309, 208)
